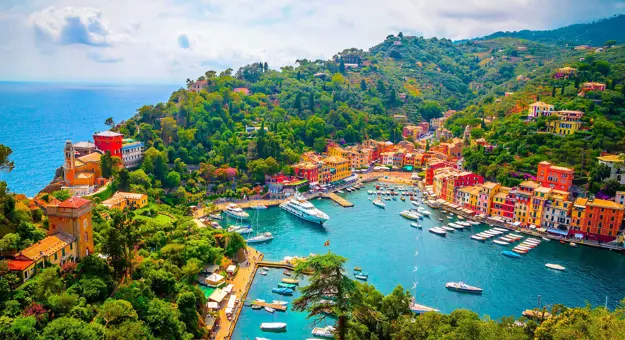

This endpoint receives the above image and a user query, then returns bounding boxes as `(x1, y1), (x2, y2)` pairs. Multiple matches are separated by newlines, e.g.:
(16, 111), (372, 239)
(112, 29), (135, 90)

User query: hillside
(478, 14), (625, 46)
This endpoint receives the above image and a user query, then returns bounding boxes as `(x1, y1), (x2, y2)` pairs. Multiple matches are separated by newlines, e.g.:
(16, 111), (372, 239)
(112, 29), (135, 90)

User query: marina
(231, 183), (625, 339)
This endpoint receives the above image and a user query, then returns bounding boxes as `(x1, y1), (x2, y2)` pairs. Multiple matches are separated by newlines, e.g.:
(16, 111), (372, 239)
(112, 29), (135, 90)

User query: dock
(257, 261), (295, 270)
(323, 193), (354, 207)
(250, 300), (288, 311)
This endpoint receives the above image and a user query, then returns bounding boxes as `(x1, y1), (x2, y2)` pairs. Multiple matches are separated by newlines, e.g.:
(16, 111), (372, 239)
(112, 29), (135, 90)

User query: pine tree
(339, 58), (345, 74)
(551, 87), (556, 97)
(574, 77), (580, 89)
(360, 79), (367, 91)
(308, 92), (315, 113)
(561, 86), (565, 96)
(264, 62), (268, 72)
(295, 92), (302, 112)
(297, 71), (301, 80)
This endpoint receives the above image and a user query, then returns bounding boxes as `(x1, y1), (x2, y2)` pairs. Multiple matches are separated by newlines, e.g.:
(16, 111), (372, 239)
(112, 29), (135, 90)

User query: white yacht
(223, 203), (249, 220)
(280, 195), (330, 224)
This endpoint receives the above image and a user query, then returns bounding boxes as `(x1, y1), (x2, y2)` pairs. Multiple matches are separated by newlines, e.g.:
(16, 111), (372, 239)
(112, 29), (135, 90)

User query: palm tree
(293, 252), (360, 340)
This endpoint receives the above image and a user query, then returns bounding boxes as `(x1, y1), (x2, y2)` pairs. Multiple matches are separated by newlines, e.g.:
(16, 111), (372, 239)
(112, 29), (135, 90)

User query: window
(62, 248), (65, 256)
(85, 232), (88, 242)
(54, 253), (58, 261)
(70, 243), (73, 250)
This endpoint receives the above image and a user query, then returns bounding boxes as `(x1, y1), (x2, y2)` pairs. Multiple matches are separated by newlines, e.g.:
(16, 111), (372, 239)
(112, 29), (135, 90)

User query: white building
(597, 154), (625, 184)
(121, 140), (144, 169)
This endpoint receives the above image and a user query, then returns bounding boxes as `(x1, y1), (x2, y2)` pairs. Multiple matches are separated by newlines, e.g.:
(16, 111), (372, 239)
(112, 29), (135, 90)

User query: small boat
(312, 326), (336, 338)
(252, 304), (262, 310)
(437, 218), (444, 222)
(337, 190), (344, 194)
(445, 281), (483, 294)
(260, 322), (287, 331)
(457, 216), (464, 220)
(560, 240), (566, 244)
(512, 248), (528, 254)
(392, 197), (397, 201)
(400, 196), (406, 201)
(272, 287), (294, 295)
(278, 283), (297, 289)
(283, 270), (293, 276)
(384, 197), (391, 201)
(251, 204), (268, 210)
(441, 226), (455, 232)
(411, 222), (422, 229)
(260, 270), (268, 276)
(265, 306), (275, 313)
(494, 228), (507, 232)
(429, 228), (447, 236)
(373, 198), (386, 208)
(354, 266), (362, 272)
(545, 263), (566, 271)
(542, 237), (550, 241)
(410, 300), (440, 314)
(354, 273), (368, 281)
(209, 213), (222, 220)
(471, 235), (486, 241)
(493, 240), (510, 246)
(256, 338), (271, 340)
(400, 210), (421, 221)
(272, 300), (288, 305)
(247, 232), (274, 244)
(502, 250), (521, 258)
(410, 200), (419, 206)
(281, 278), (299, 284)
(569, 242), (577, 247)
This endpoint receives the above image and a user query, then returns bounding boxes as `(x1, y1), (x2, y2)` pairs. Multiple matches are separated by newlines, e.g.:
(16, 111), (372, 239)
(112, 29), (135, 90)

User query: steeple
(64, 140), (76, 183)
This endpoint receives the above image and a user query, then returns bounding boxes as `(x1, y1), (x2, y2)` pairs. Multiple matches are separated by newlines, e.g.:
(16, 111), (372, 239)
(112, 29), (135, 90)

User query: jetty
(323, 193), (354, 207)
(251, 300), (287, 311)
(257, 261), (294, 270)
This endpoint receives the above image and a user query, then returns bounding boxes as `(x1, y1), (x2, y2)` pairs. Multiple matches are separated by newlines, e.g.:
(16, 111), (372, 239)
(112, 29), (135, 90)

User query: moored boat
(373, 198), (386, 208)
(429, 228), (447, 236)
(445, 281), (483, 294)
(471, 235), (486, 241)
(493, 240), (510, 246)
(410, 222), (422, 229)
(278, 283), (297, 289)
(247, 232), (274, 244)
(281, 278), (299, 284)
(502, 250), (521, 258)
(260, 322), (287, 331)
(569, 242), (577, 247)
(441, 226), (455, 232)
(224, 203), (250, 219)
(545, 263), (566, 271)
(312, 326), (336, 338)
(264, 306), (275, 313)
(399, 210), (421, 221)
(354, 273), (368, 281)
(280, 195), (330, 224)
(272, 287), (294, 296)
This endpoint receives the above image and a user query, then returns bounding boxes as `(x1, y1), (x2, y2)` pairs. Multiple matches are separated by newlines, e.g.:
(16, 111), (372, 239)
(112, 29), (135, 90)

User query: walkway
(323, 193), (354, 207)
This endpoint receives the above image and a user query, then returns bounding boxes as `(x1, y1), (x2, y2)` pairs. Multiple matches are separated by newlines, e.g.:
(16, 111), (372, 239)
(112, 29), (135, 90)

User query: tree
(420, 100), (443, 121)
(294, 92), (302, 112)
(604, 39), (617, 47)
(360, 79), (367, 91)
(309, 92), (315, 113)
(0, 144), (14, 171)
(40, 317), (103, 340)
(143, 298), (189, 339)
(35, 267), (63, 300)
(105, 117), (115, 128)
(594, 60), (611, 76)
(552, 86), (556, 97)
(313, 137), (327, 153)
(339, 58), (346, 74)
(101, 210), (141, 278)
(293, 252), (360, 340)
(101, 151), (114, 178)
(74, 277), (108, 303)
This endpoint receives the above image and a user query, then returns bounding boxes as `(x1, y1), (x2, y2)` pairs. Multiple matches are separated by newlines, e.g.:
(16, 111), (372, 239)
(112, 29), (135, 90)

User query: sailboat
(246, 209), (273, 244)
(372, 195), (386, 208)
(409, 248), (439, 314)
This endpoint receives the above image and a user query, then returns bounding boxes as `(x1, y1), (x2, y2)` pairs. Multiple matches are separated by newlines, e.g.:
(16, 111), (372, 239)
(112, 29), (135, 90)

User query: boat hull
(224, 210), (249, 220)
(280, 204), (329, 224)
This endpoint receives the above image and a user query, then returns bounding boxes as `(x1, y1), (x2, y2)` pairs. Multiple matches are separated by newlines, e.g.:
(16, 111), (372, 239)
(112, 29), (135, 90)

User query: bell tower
(64, 140), (75, 184)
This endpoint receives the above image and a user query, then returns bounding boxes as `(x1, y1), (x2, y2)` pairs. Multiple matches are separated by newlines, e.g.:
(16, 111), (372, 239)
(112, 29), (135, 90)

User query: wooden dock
(323, 193), (354, 207)
(250, 300), (288, 311)
(257, 261), (294, 270)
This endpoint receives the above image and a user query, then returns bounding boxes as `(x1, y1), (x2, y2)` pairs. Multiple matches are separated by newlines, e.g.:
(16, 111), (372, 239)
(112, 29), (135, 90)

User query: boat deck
(251, 301), (288, 311)
(323, 193), (354, 207)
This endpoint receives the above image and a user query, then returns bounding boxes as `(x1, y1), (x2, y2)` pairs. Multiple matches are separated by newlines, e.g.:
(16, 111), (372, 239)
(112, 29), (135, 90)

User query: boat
(247, 232), (274, 244)
(260, 322), (287, 331)
(400, 210), (421, 221)
(337, 190), (344, 194)
(437, 218), (444, 221)
(392, 197), (397, 201)
(272, 300), (288, 305)
(457, 221), (471, 227)
(542, 237), (550, 241)
(502, 250), (521, 258)
(471, 235), (486, 241)
(264, 306), (275, 313)
(278, 283), (297, 289)
(493, 240), (510, 246)
(410, 222), (422, 229)
(400, 196), (405, 201)
(442, 226), (455, 232)
(522, 309), (552, 319)
(280, 195), (330, 224)
(449, 223), (463, 230)
(354, 266), (362, 271)
(227, 225), (254, 234)
(251, 204), (268, 210)
(260, 270), (268, 276)
(252, 304), (262, 310)
(354, 273), (368, 281)
(512, 248), (528, 254)
(272, 287), (294, 295)
(256, 338), (271, 340)
(281, 278), (299, 284)
(372, 197), (386, 208)
(429, 228), (447, 236)
(494, 228), (508, 232)
(545, 263), (566, 271)
(224, 203), (249, 219)
(445, 281), (483, 294)
(312, 326), (336, 338)
(410, 200), (419, 206)
(283, 270), (293, 276)
(384, 197), (391, 201)
(569, 242), (577, 247)
(419, 210), (431, 217)
(409, 300), (440, 314)
(209, 213), (222, 220)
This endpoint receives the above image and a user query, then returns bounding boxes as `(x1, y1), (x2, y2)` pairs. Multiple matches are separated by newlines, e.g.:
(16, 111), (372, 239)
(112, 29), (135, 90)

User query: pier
(257, 260), (295, 270)
(250, 300), (288, 311)
(323, 193), (354, 207)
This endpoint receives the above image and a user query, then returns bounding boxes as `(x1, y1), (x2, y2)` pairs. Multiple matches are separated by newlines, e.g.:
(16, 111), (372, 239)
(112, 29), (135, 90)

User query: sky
(0, 0), (623, 84)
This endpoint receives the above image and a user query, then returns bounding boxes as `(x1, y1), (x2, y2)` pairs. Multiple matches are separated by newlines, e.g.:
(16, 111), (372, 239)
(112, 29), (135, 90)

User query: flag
(324, 240), (330, 247)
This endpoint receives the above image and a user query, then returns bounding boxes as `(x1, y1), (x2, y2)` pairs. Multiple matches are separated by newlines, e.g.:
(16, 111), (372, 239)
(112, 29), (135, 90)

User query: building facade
(121, 139), (144, 169)
(537, 161), (574, 191)
(93, 131), (124, 157)
(597, 154), (625, 184)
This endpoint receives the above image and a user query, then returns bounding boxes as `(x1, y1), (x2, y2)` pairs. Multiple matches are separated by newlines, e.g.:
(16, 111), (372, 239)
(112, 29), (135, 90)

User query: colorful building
(597, 154), (625, 184)
(93, 131), (123, 158)
(121, 139), (144, 169)
(582, 82), (606, 92)
(554, 66), (577, 79)
(102, 192), (148, 210)
(63, 141), (103, 190)
(455, 186), (481, 212)
(491, 187), (515, 219)
(547, 120), (582, 135)
(528, 102), (555, 119)
(477, 182), (501, 216)
(322, 156), (350, 183)
(541, 195), (572, 234)
(293, 162), (320, 184)
(514, 181), (540, 224)
(537, 161), (574, 191)
(424, 161), (455, 185)
(569, 198), (624, 242)
(187, 80), (208, 92)
(47, 196), (94, 258)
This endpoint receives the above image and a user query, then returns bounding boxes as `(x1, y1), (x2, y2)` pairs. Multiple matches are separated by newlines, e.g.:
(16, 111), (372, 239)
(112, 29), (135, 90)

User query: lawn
(134, 203), (175, 224)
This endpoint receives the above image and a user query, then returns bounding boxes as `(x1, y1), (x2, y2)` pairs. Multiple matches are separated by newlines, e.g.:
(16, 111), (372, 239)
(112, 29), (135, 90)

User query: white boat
(437, 218), (444, 221)
(260, 322), (287, 330)
(542, 237), (550, 241)
(471, 235), (486, 241)
(256, 338), (271, 340)
(429, 228), (447, 236)
(224, 203), (250, 220)
(419, 210), (431, 217)
(410, 300), (439, 314)
(457, 221), (471, 227)
(373, 198), (386, 208)
(265, 306), (275, 313)
(468, 221), (480, 225)
(247, 232), (274, 244)
(569, 242), (577, 247)
(450, 223), (464, 230)
(280, 195), (330, 224)
(337, 190), (345, 194)
(441, 226), (455, 232)
(411, 200), (419, 206)
(445, 281), (483, 294)
(367, 190), (372, 195)
(312, 326), (336, 338)
(209, 213), (222, 220)
(251, 204), (268, 210)
(260, 270), (268, 275)
(493, 240), (509, 246)
(227, 225), (254, 234)
(410, 222), (422, 229)
(545, 263), (566, 271)
(494, 228), (508, 232)
(272, 300), (288, 305)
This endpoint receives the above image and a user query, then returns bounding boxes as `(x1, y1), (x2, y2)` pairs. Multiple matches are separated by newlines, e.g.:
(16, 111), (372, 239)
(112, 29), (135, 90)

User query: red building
(93, 131), (123, 157)
(425, 161), (455, 185)
(571, 198), (624, 242)
(293, 162), (319, 183)
(537, 161), (574, 191)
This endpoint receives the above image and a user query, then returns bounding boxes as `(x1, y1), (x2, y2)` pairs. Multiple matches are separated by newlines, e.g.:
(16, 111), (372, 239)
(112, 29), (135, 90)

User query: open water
(0, 82), (177, 196)
(232, 184), (625, 339)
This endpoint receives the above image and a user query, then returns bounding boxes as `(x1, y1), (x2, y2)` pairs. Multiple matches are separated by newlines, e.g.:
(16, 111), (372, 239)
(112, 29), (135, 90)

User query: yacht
(247, 232), (274, 244)
(372, 197), (386, 208)
(280, 195), (330, 224)
(312, 326), (336, 338)
(223, 203), (249, 220)
(399, 210), (421, 221)
(445, 281), (483, 294)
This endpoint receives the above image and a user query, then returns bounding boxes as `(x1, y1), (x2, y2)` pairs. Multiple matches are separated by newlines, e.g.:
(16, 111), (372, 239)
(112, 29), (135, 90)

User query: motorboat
(437, 218), (444, 221)
(354, 273), (368, 281)
(354, 266), (362, 272)
(224, 203), (250, 220)
(410, 222), (422, 229)
(209, 213), (222, 220)
(449, 223), (463, 230)
(400, 196), (406, 201)
(493, 240), (510, 246)
(545, 263), (566, 271)
(312, 326), (336, 338)
(252, 304), (262, 310)
(251, 204), (268, 210)
(471, 235), (486, 241)
(227, 225), (254, 234)
(441, 226), (455, 232)
(247, 232), (274, 244)
(400, 210), (421, 221)
(512, 248), (528, 254)
(280, 195), (330, 224)
(272, 300), (288, 305)
(265, 306), (275, 313)
(409, 299), (439, 314)
(429, 228), (447, 236)
(494, 228), (508, 232)
(502, 250), (521, 258)
(373, 198), (386, 208)
(457, 221), (471, 227)
(445, 281), (483, 294)
(569, 242), (577, 247)
(272, 287), (294, 296)
(281, 278), (299, 284)
(337, 190), (345, 194)
(278, 283), (297, 289)
(411, 200), (419, 206)
(283, 270), (293, 276)
(542, 237), (550, 241)
(384, 197), (391, 201)
(260, 322), (287, 331)
(260, 270), (268, 276)
(256, 337), (271, 340)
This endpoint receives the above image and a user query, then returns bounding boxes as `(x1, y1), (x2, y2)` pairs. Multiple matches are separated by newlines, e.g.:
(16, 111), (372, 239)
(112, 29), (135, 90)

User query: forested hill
(477, 14), (625, 46)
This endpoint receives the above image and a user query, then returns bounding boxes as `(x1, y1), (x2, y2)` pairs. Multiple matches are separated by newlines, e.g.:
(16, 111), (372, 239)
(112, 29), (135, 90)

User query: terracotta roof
(19, 232), (76, 261)
(57, 196), (91, 209)
(102, 194), (126, 208)
(481, 182), (499, 189)
(7, 259), (35, 271)
(323, 156), (348, 164)
(117, 192), (147, 200)
(77, 152), (102, 164)
(94, 131), (123, 137)
(587, 198), (624, 210)
(519, 181), (540, 189)
(597, 154), (623, 163)
(530, 101), (553, 107)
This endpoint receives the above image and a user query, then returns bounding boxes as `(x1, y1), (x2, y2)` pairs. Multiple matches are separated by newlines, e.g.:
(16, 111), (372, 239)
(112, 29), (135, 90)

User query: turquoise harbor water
(0, 82), (177, 196)
(233, 183), (625, 339)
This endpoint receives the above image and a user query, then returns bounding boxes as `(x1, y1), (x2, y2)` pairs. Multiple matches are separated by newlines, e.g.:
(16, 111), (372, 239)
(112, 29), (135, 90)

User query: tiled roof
(7, 259), (35, 271)
(102, 194), (126, 207)
(19, 232), (76, 261)
(519, 181), (540, 189)
(57, 196), (91, 209)
(587, 198), (624, 210)
(117, 192), (147, 200)
(73, 141), (95, 148)
(597, 154), (623, 163)
(77, 152), (102, 164)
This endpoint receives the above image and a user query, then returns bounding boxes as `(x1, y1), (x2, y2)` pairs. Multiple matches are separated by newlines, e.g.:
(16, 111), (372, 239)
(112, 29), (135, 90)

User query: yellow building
(102, 192), (148, 210)
(47, 196), (94, 258)
(547, 120), (581, 135)
(102, 194), (127, 210)
(528, 187), (551, 226)
(63, 141), (103, 187)
(456, 186), (480, 211)
(322, 156), (350, 183)
(327, 146), (347, 158)
(514, 181), (540, 224)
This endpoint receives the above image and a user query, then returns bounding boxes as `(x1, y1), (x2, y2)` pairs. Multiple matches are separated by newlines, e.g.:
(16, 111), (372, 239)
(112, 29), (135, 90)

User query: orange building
(569, 198), (624, 242)
(63, 141), (103, 188)
(47, 196), (94, 258)
(536, 161), (573, 191)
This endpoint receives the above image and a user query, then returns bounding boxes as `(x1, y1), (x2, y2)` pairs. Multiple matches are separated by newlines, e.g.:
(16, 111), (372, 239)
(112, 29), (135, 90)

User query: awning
(223, 284), (234, 294)
(206, 302), (220, 309)
(208, 288), (227, 303)
(529, 224), (536, 229)
(574, 233), (584, 239)
(548, 228), (568, 236)
(226, 265), (237, 273)
(512, 221), (522, 226)
(206, 273), (225, 282)
(537, 227), (547, 233)
(227, 294), (237, 308)
(403, 165), (414, 171)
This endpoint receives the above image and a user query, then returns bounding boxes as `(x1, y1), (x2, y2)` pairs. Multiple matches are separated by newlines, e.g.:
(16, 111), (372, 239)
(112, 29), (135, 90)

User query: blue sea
(232, 185), (625, 339)
(0, 82), (178, 196)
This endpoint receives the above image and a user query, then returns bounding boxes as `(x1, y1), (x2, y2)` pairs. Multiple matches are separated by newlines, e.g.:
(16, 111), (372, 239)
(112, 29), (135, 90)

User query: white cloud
(0, 0), (621, 83)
